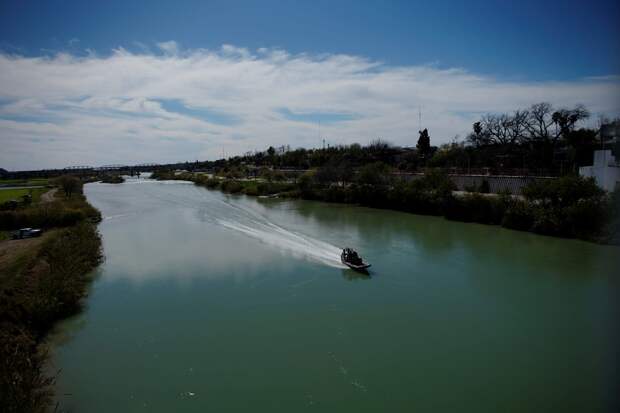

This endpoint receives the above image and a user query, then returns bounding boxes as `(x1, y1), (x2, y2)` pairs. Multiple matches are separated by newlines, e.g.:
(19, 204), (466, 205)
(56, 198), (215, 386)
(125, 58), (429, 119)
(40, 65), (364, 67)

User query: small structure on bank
(579, 150), (620, 192)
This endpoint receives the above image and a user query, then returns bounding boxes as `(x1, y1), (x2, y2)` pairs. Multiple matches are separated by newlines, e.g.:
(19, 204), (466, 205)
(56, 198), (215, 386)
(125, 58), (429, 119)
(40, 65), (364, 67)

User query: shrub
(220, 180), (243, 194)
(356, 162), (392, 186)
(444, 194), (504, 224)
(204, 178), (221, 189)
(0, 324), (54, 413)
(297, 172), (316, 196)
(100, 175), (124, 184)
(151, 170), (174, 180)
(0, 206), (85, 230)
(523, 175), (604, 208)
(564, 198), (608, 239)
(519, 175), (608, 238)
(324, 186), (348, 203)
(530, 207), (564, 236)
(242, 184), (259, 196)
(501, 201), (534, 231)
(605, 189), (620, 244)
(0, 222), (102, 413)
(479, 179), (490, 193)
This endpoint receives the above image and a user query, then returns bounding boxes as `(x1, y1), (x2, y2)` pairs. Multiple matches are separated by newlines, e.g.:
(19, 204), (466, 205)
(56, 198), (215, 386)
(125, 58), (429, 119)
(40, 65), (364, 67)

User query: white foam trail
(217, 219), (347, 269)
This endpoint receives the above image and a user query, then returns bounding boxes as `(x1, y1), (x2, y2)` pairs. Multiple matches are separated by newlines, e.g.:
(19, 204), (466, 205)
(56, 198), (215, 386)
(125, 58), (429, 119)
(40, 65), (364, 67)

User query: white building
(579, 150), (620, 192)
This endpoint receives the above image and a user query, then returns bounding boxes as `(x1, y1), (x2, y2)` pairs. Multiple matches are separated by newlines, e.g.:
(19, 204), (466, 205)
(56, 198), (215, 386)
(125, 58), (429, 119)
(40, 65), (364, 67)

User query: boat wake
(135, 181), (347, 268)
(216, 217), (347, 269)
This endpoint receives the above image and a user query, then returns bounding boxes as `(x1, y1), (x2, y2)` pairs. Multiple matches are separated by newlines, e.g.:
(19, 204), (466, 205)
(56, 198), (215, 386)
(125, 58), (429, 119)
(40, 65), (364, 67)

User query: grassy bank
(0, 191), (100, 230)
(0, 179), (102, 413)
(0, 188), (48, 204)
(99, 175), (125, 184)
(0, 179), (49, 187)
(154, 170), (619, 244)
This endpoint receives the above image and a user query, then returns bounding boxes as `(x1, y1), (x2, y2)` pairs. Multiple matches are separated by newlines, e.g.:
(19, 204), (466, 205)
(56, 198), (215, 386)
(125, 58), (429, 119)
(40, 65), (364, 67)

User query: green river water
(50, 178), (619, 412)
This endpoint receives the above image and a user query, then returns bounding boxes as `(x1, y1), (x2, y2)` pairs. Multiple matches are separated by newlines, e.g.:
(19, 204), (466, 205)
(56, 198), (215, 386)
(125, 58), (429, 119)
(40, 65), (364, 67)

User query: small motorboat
(341, 248), (371, 271)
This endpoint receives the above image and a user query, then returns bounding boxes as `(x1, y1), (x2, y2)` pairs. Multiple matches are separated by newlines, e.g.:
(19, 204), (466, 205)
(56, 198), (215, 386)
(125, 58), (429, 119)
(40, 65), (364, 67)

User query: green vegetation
(149, 105), (620, 244)
(54, 175), (81, 198)
(0, 188), (47, 204)
(0, 176), (103, 412)
(0, 178), (49, 187)
(0, 178), (100, 231)
(153, 170), (296, 196)
(0, 200), (99, 230)
(145, 107), (618, 179)
(156, 167), (618, 243)
(100, 175), (125, 184)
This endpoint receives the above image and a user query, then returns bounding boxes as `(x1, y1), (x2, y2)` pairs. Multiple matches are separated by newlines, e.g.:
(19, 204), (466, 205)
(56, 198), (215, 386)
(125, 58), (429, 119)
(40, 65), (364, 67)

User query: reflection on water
(341, 269), (371, 281)
(49, 178), (619, 413)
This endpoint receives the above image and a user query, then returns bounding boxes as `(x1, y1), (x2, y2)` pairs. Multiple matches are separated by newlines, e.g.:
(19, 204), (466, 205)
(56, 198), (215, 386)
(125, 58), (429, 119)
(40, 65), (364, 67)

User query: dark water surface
(51, 178), (619, 412)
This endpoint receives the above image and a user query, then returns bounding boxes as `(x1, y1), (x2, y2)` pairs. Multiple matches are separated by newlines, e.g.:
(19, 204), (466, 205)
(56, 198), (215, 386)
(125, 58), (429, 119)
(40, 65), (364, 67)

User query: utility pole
(418, 106), (422, 132)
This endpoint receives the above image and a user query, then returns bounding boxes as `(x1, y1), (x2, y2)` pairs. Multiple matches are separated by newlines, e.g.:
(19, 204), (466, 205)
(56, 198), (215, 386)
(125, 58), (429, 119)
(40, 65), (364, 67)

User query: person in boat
(342, 248), (362, 265)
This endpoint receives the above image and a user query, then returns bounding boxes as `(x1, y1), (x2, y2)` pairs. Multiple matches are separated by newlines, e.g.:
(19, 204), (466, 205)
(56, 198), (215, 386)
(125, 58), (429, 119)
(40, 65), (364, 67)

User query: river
(50, 177), (619, 412)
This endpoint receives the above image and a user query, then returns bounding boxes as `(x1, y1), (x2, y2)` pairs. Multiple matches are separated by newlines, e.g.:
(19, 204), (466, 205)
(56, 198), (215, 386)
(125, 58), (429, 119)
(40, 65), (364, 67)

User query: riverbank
(0, 183), (102, 412)
(99, 175), (125, 184)
(153, 170), (619, 244)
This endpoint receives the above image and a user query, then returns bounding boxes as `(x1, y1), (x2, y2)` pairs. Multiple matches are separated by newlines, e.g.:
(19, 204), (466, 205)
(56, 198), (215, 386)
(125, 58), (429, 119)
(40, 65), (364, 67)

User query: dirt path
(0, 231), (56, 280)
(40, 187), (58, 203)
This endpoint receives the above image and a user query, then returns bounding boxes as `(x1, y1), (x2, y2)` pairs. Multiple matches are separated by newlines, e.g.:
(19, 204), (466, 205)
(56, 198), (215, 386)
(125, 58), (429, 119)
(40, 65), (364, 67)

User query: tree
(367, 139), (394, 164)
(524, 102), (555, 143)
(552, 105), (589, 139)
(473, 121), (483, 136)
(417, 129), (431, 156)
(467, 122), (490, 147)
(566, 128), (597, 168)
(314, 162), (339, 186)
(472, 111), (529, 146)
(356, 162), (391, 186)
(57, 175), (81, 198)
(267, 146), (276, 157)
(297, 171), (315, 195)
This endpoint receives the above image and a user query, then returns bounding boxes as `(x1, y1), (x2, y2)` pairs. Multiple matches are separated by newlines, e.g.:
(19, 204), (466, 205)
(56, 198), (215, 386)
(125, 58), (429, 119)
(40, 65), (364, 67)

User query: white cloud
(1, 44), (619, 170)
(156, 40), (179, 55)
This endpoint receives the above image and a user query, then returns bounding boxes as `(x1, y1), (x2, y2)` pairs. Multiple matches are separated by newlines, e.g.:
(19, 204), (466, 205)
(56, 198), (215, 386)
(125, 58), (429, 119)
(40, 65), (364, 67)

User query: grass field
(0, 178), (49, 186)
(0, 187), (48, 203)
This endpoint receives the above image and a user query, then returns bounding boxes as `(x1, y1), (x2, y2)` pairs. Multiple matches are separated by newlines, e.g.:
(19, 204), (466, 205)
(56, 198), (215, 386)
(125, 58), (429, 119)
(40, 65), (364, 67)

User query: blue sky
(1, 0), (618, 80)
(1, 0), (619, 169)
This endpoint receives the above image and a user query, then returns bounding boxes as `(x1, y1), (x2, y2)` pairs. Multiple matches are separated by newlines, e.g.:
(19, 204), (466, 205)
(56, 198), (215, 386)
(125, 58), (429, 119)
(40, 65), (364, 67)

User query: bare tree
(475, 110), (529, 146)
(524, 102), (555, 142)
(510, 110), (530, 144)
(522, 102), (589, 146)
(485, 114), (512, 145)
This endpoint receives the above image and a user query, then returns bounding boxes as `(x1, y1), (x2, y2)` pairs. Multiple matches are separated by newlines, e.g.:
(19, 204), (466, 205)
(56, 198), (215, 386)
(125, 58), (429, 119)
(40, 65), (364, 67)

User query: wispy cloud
(1, 43), (619, 170)
(156, 40), (179, 56)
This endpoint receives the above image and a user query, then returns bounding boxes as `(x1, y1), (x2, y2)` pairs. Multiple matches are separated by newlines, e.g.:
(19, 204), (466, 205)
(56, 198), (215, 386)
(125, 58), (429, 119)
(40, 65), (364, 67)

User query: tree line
(207, 102), (616, 177)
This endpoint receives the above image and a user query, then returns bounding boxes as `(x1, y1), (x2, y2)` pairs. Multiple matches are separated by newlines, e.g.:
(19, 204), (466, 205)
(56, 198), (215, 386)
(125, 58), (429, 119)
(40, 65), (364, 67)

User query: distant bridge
(3, 162), (191, 179)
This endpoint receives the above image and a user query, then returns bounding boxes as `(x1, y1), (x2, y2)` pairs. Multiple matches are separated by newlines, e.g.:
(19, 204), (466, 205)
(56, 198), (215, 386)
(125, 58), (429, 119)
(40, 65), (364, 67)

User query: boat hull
(341, 260), (371, 271)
